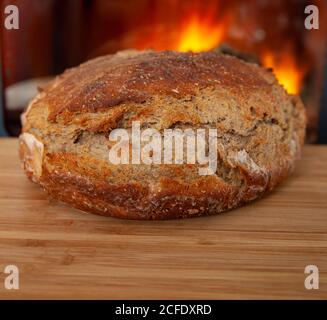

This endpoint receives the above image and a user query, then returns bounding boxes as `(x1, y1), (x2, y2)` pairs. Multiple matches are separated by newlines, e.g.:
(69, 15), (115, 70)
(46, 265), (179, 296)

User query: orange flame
(177, 14), (224, 52)
(262, 52), (305, 94)
(126, 4), (306, 95)
(174, 12), (304, 94)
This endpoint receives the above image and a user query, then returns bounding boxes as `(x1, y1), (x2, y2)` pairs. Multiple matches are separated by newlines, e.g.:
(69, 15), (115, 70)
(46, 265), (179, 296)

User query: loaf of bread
(19, 50), (306, 219)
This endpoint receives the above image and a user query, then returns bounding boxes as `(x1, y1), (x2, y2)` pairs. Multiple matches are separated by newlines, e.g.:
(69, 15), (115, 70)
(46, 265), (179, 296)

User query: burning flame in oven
(127, 6), (306, 95)
(175, 14), (305, 94)
(262, 52), (305, 95)
(177, 14), (225, 52)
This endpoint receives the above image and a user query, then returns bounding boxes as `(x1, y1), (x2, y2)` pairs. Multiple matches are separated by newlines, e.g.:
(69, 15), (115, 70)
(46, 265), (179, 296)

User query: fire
(262, 52), (305, 95)
(125, 3), (306, 96)
(176, 14), (304, 95)
(174, 12), (304, 95)
(177, 14), (224, 52)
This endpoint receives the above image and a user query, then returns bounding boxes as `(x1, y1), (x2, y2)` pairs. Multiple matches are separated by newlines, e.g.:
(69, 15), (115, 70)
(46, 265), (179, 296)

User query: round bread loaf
(19, 50), (306, 219)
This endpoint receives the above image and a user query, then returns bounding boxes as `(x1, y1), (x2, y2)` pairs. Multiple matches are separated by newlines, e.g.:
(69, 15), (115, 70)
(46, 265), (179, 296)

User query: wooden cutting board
(0, 138), (326, 299)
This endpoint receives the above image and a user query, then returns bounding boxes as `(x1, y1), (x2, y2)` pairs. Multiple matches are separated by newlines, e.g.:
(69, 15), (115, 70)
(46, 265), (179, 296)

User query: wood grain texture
(0, 138), (326, 299)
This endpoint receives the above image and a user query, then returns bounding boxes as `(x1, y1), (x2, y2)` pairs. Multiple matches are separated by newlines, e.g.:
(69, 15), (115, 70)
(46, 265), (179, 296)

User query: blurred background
(0, 0), (326, 142)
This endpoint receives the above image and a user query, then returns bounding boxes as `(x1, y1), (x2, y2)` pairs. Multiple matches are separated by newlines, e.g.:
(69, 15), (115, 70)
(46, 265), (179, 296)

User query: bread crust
(19, 50), (306, 219)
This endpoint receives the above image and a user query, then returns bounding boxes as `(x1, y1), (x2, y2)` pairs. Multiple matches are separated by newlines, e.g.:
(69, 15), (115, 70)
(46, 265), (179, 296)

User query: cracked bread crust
(19, 50), (306, 219)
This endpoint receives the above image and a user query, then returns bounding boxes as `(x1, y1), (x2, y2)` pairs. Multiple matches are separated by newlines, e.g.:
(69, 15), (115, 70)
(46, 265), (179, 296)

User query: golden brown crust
(42, 50), (271, 122)
(19, 50), (306, 220)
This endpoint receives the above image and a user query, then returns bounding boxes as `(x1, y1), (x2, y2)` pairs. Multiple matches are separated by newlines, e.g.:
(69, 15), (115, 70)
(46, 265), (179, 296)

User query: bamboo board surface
(0, 138), (326, 299)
